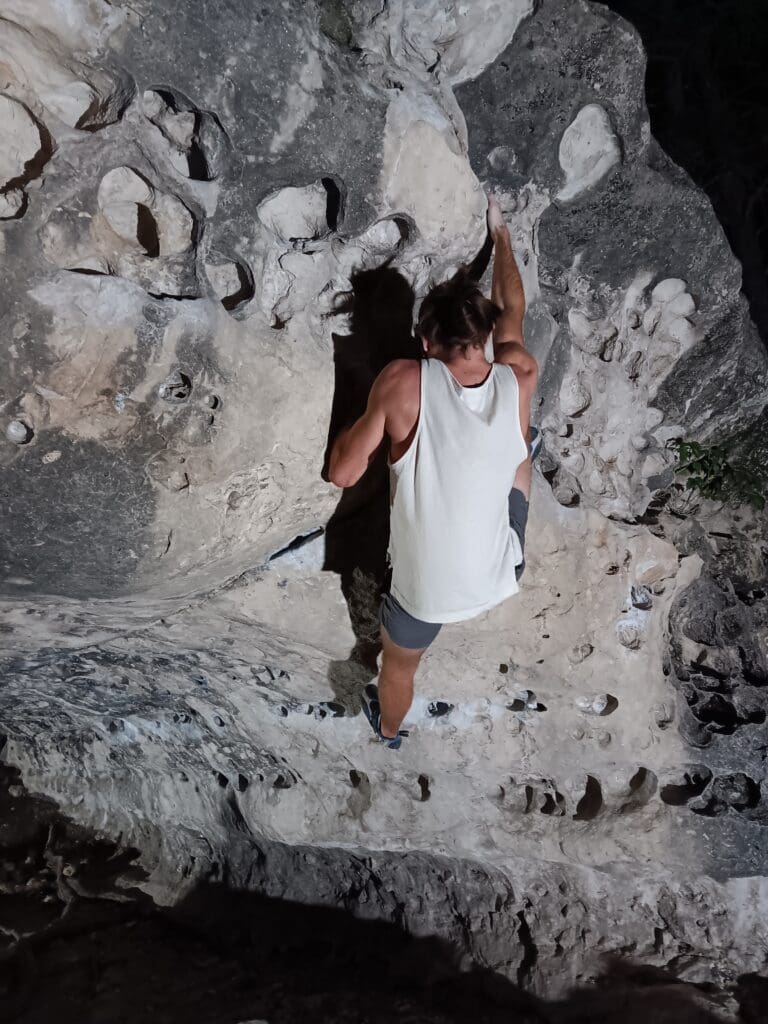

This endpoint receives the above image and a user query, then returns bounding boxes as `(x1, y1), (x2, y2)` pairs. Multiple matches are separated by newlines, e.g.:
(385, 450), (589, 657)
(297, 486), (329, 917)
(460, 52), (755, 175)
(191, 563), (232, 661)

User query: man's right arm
(488, 196), (538, 379)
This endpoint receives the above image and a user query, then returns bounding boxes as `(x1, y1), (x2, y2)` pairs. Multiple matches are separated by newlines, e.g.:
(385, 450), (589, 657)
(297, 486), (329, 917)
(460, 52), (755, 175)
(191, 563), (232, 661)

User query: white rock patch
(0, 94), (42, 188)
(557, 103), (621, 202)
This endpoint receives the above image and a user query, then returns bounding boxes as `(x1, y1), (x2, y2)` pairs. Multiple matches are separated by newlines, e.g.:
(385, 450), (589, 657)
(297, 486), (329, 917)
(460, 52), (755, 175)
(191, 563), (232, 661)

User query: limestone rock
(0, 9), (133, 130)
(0, 93), (43, 183)
(557, 103), (622, 202)
(257, 182), (334, 241)
(0, 0), (766, 1006)
(5, 418), (33, 443)
(0, 187), (24, 218)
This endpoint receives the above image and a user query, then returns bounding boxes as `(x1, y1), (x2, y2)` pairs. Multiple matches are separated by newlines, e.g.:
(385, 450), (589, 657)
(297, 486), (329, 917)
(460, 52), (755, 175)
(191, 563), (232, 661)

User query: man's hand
(487, 194), (507, 238)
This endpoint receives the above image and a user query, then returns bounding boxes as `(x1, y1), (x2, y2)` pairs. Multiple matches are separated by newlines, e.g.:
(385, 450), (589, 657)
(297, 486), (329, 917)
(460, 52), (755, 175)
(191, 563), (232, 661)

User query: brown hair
(416, 265), (499, 352)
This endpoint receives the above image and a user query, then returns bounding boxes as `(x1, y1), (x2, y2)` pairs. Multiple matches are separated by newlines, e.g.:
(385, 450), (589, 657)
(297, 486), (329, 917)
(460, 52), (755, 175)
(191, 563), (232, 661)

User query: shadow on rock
(0, 765), (753, 1024)
(321, 264), (419, 713)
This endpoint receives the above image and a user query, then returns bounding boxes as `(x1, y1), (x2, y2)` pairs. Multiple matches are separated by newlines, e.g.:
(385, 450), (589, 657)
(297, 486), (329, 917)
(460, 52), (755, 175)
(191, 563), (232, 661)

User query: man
(328, 197), (538, 748)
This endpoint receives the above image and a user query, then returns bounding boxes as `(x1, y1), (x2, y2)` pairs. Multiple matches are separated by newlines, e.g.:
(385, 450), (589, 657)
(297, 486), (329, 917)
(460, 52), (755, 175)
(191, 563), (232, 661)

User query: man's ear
(420, 334), (429, 354)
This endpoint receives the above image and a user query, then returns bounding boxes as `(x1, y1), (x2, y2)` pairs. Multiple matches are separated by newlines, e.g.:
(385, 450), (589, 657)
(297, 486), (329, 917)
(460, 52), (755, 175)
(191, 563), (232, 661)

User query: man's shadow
(321, 264), (420, 712)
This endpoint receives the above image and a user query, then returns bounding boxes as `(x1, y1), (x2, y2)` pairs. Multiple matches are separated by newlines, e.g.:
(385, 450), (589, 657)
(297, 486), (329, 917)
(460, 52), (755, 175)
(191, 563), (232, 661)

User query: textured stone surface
(0, 0), (767, 1003)
(6, 766), (760, 1023)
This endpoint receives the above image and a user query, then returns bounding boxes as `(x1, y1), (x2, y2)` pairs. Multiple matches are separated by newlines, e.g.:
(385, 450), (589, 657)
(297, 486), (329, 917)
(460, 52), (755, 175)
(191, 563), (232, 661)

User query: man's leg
(509, 430), (541, 580)
(374, 594), (441, 740)
(512, 450), (532, 500)
(378, 627), (426, 738)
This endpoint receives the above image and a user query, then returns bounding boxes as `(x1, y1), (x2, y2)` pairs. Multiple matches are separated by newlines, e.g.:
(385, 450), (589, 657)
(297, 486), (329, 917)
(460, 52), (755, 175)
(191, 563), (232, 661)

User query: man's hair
(416, 265), (500, 352)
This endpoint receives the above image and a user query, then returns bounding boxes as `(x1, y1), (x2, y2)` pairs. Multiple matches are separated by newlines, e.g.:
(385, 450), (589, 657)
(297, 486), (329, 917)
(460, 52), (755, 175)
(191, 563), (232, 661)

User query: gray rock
(0, 0), (766, 1006)
(5, 419), (33, 444)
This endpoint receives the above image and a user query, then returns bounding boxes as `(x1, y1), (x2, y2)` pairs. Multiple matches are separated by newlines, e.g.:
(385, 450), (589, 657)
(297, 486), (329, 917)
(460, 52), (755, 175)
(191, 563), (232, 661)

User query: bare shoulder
(495, 342), (538, 385)
(374, 358), (421, 404)
(373, 358), (420, 442)
(377, 357), (421, 384)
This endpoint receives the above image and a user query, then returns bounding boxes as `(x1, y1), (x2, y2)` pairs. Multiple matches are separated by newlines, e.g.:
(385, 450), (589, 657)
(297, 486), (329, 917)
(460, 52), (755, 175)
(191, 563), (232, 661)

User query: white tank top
(388, 358), (528, 624)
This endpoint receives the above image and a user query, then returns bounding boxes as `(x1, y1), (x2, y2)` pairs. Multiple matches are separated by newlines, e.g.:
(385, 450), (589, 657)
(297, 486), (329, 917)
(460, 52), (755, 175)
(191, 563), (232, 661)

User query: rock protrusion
(142, 88), (228, 181)
(5, 419), (33, 444)
(557, 104), (621, 202)
(0, 93), (49, 218)
(257, 180), (341, 242)
(544, 275), (704, 519)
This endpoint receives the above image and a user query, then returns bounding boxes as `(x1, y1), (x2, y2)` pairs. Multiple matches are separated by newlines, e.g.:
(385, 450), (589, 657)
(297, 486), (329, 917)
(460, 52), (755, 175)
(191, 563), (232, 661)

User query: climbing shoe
(529, 425), (542, 462)
(361, 683), (407, 750)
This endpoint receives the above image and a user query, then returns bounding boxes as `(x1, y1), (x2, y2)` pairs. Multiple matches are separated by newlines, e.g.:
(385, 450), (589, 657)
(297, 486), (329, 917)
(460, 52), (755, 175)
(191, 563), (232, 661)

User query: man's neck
(432, 346), (492, 386)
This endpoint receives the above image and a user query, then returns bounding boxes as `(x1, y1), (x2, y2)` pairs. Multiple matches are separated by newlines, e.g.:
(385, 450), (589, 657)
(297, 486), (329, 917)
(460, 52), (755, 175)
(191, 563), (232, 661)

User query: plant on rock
(667, 437), (766, 510)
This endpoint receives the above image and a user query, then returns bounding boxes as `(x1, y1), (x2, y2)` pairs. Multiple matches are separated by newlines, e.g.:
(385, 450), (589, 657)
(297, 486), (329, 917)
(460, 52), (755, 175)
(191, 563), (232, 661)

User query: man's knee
(381, 628), (425, 670)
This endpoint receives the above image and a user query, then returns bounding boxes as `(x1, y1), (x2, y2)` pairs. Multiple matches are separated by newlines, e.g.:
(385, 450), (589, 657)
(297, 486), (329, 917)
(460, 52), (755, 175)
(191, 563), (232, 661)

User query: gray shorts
(380, 488), (530, 650)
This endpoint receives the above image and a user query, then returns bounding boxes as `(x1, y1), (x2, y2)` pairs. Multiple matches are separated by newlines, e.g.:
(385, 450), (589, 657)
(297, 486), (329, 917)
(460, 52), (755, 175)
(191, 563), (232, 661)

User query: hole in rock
(187, 136), (210, 181)
(236, 774), (249, 792)
(215, 772), (229, 788)
(391, 215), (412, 243)
(691, 773), (761, 817)
(149, 86), (220, 182)
(516, 911), (539, 986)
(427, 701), (454, 718)
(660, 767), (713, 805)
(221, 259), (255, 312)
(620, 767), (658, 812)
(574, 776), (604, 821)
(417, 774), (431, 802)
(321, 176), (344, 231)
(136, 203), (160, 257)
(320, 701), (346, 718)
(591, 694), (619, 717)
(692, 692), (739, 733)
(349, 769), (367, 789)
(540, 790), (567, 816)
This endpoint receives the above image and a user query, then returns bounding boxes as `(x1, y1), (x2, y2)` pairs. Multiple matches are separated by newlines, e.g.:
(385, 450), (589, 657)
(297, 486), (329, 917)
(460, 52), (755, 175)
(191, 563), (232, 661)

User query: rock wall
(1, 0), (767, 1002)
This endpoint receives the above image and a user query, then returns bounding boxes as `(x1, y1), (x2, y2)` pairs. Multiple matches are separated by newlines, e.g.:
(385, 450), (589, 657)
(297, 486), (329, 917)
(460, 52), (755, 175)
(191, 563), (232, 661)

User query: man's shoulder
(377, 358), (421, 395)
(373, 359), (421, 428)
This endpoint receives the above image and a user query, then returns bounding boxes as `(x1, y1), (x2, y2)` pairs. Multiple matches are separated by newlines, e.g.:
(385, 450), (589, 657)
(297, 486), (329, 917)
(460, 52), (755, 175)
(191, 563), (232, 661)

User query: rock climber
(328, 197), (539, 748)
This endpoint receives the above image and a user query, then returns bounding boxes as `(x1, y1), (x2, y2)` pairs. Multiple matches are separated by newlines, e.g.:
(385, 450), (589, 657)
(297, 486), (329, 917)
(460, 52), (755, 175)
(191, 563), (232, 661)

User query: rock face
(1, 0), (767, 1005)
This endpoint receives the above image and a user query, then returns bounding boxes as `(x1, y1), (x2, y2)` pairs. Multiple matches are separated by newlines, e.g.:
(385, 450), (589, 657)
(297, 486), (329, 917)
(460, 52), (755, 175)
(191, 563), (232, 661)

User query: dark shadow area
(0, 764), (756, 1024)
(220, 257), (255, 313)
(603, 0), (768, 345)
(136, 203), (161, 257)
(0, 430), (156, 599)
(321, 175), (345, 231)
(321, 264), (420, 710)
